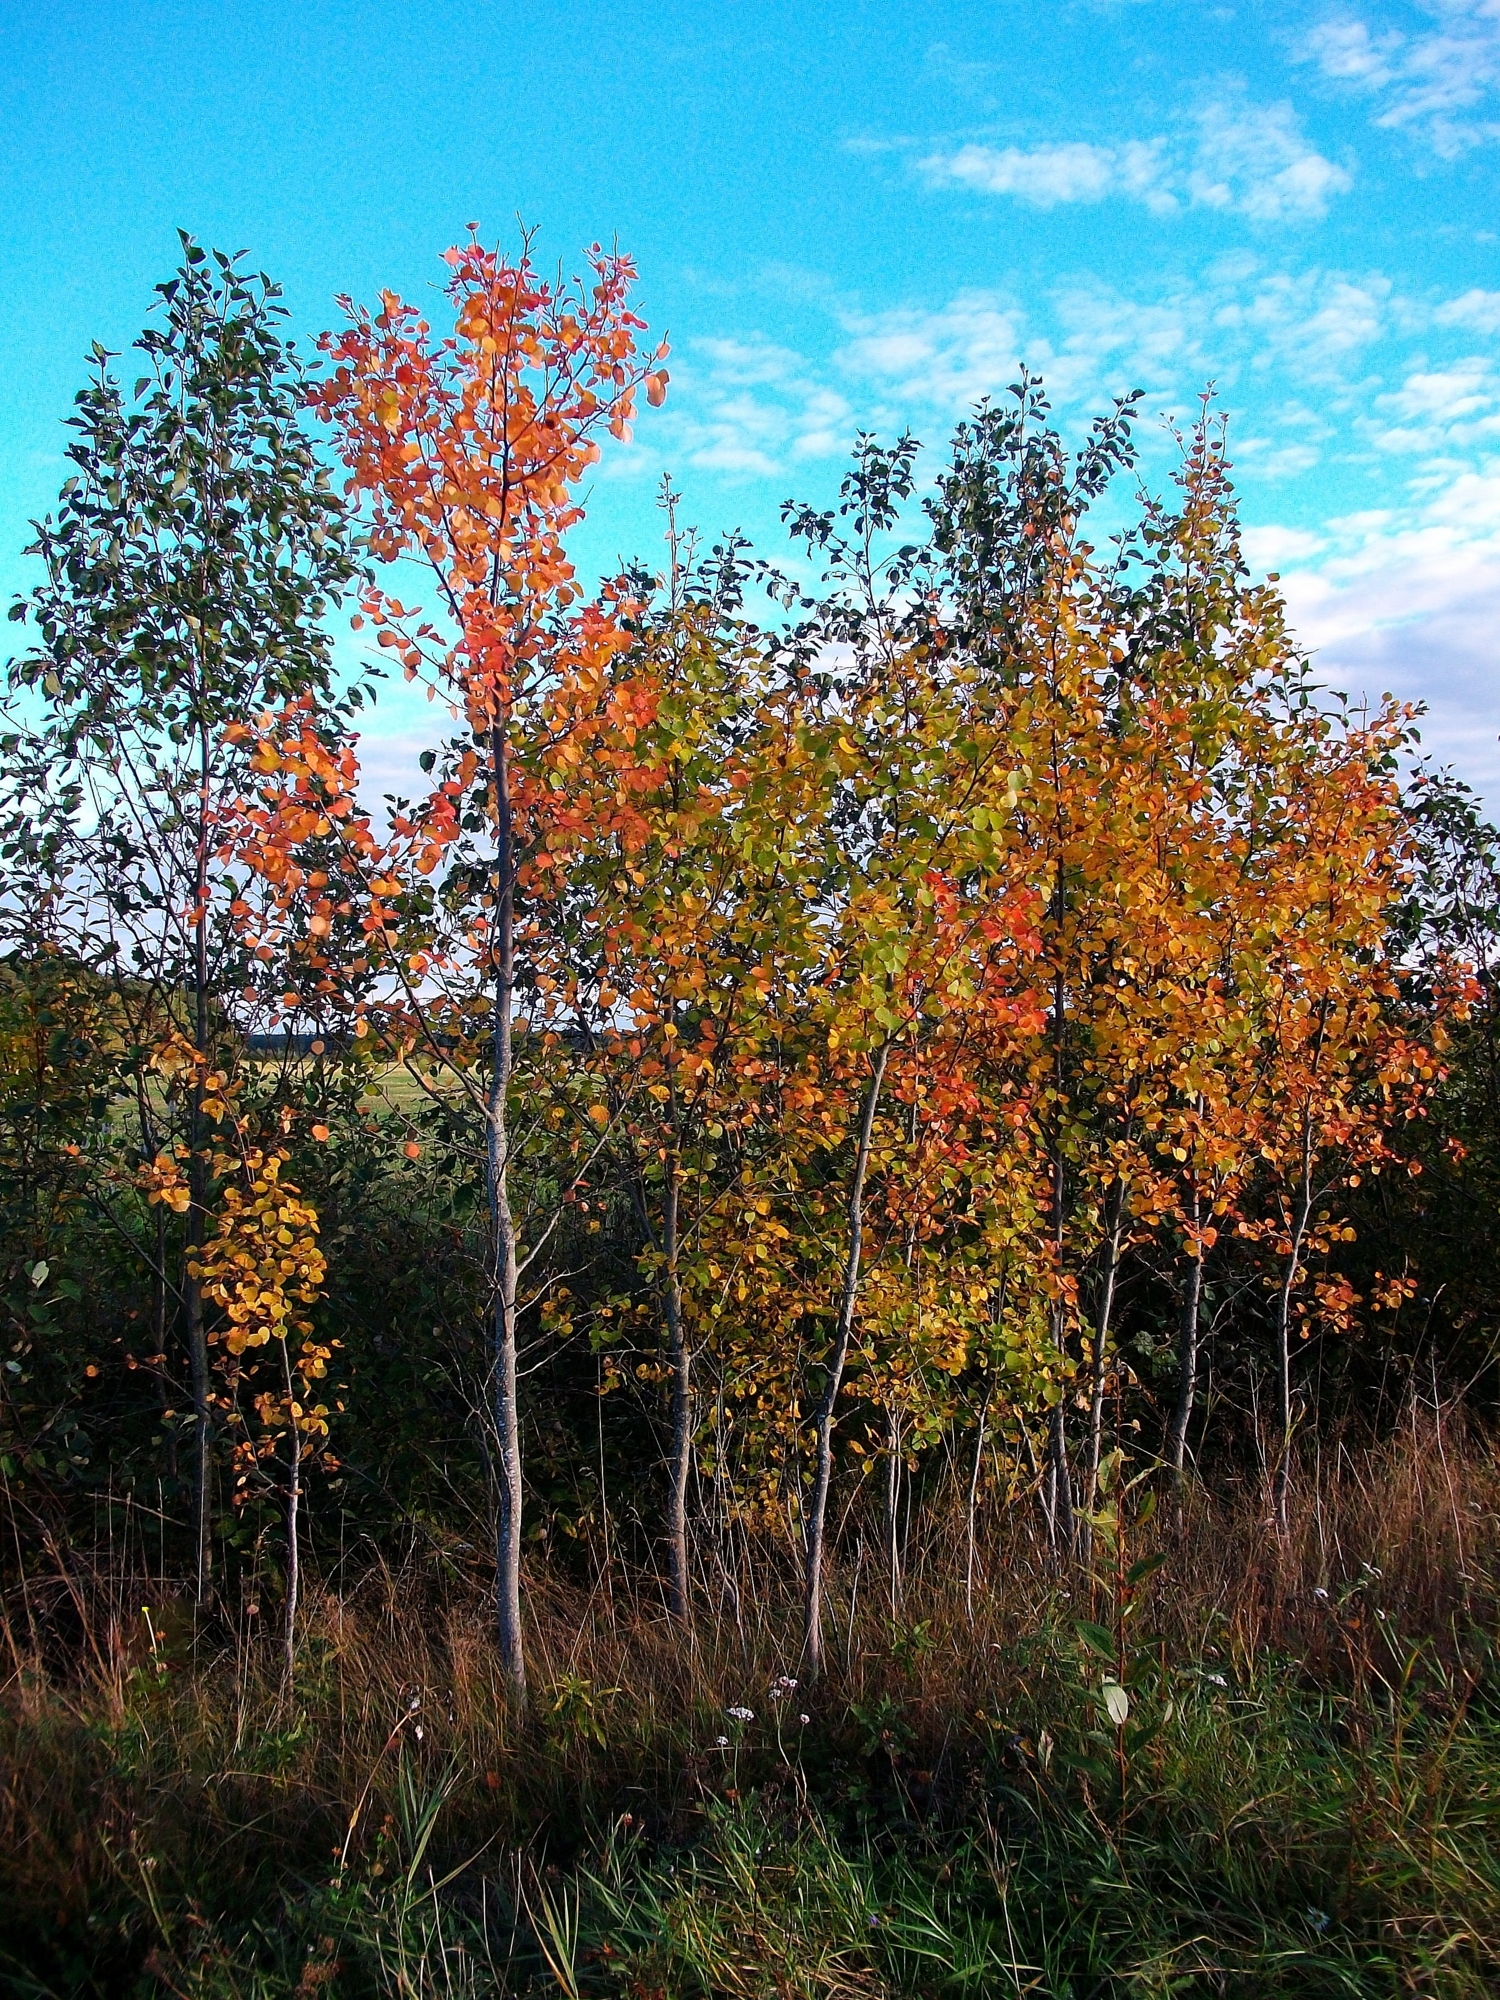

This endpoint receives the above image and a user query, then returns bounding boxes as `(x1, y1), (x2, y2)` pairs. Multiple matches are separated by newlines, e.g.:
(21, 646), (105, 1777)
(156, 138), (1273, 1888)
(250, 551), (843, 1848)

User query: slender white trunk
(1167, 1181), (1205, 1480)
(965, 1379), (991, 1624)
(1274, 1124), (1315, 1539)
(1084, 1187), (1126, 1547)
(804, 1043), (889, 1677)
(489, 724), (525, 1695)
(663, 1159), (693, 1623)
(281, 1342), (301, 1694)
(885, 1403), (903, 1618)
(186, 720), (213, 1600)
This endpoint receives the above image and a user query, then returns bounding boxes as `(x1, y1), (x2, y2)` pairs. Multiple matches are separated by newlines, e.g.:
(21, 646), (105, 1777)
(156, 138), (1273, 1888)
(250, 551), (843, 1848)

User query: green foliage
(7, 232), (1500, 1997)
(3, 231), (365, 977)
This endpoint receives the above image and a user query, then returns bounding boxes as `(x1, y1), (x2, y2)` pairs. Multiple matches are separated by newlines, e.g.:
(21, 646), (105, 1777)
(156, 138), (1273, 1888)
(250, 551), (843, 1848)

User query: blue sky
(3, 0), (1499, 797)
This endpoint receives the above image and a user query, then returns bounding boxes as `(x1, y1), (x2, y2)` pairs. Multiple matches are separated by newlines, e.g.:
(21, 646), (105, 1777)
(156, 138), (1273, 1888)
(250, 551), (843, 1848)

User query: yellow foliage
(191, 1150), (325, 1357)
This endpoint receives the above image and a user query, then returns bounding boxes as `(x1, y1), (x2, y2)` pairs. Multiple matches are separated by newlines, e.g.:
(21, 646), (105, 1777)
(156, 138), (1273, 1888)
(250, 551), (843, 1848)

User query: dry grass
(3, 1412), (1499, 1995)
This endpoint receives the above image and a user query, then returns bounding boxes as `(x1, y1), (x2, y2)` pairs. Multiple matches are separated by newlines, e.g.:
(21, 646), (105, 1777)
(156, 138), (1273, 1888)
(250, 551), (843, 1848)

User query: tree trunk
(281, 1343), (301, 1694)
(965, 1377), (990, 1624)
(885, 1402), (903, 1618)
(1045, 947), (1075, 1558)
(663, 1158), (693, 1624)
(186, 723), (213, 1599)
(1084, 1185), (1126, 1545)
(804, 1042), (889, 1678)
(489, 724), (526, 1696)
(136, 1076), (179, 1484)
(1047, 1401), (1075, 1557)
(1167, 1181), (1204, 1480)
(1273, 1127), (1315, 1539)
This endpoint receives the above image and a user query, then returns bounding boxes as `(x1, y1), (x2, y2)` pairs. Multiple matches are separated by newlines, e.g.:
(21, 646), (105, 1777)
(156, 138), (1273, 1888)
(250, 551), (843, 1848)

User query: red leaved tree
(230, 231), (668, 1692)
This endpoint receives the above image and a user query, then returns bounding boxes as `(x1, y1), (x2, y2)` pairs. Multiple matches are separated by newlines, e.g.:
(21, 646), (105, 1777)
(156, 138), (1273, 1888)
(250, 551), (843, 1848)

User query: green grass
(3, 1600), (1498, 1996)
(5, 1422), (1498, 1996)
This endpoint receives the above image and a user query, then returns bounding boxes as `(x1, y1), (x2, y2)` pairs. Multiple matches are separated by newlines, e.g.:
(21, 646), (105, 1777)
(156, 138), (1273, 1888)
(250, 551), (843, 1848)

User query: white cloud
(643, 258), (1414, 510)
(1235, 437), (1325, 478)
(916, 100), (1350, 221)
(1185, 101), (1354, 221)
(1208, 266), (1391, 381)
(919, 138), (1173, 210)
(1241, 524), (1331, 566)
(1383, 356), (1495, 419)
(836, 294), (1033, 410)
(1365, 355), (1500, 450)
(1435, 287), (1500, 332)
(1304, 4), (1500, 155)
(648, 335), (854, 480)
(1306, 16), (1404, 89)
(646, 256), (1500, 801)
(1274, 471), (1500, 793)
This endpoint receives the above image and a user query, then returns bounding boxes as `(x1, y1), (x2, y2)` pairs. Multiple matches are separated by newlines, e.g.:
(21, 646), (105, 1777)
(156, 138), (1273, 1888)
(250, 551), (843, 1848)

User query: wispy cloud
(646, 334), (854, 478)
(1273, 461), (1500, 791)
(835, 283), (1201, 422)
(1365, 354), (1500, 449)
(1208, 262), (1392, 373)
(919, 41), (999, 105)
(641, 256), (1411, 497)
(1303, 3), (1500, 155)
(1434, 286), (1500, 331)
(915, 100), (1351, 221)
(1185, 100), (1354, 220)
(919, 139), (1173, 211)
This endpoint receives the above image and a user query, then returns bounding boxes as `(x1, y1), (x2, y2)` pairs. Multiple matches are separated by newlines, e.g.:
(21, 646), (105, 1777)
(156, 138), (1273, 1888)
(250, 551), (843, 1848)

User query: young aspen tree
(2, 238), (361, 1592)
(255, 230), (668, 1693)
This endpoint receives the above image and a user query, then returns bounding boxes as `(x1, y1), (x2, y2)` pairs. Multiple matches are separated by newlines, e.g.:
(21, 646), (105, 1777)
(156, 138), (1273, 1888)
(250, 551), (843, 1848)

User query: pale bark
(965, 1377), (991, 1624)
(1045, 947), (1076, 1558)
(186, 720), (212, 1600)
(1167, 1181), (1205, 1480)
(1047, 1402), (1075, 1556)
(662, 1160), (693, 1623)
(1083, 1185), (1127, 1543)
(281, 1342), (301, 1694)
(885, 1402), (903, 1618)
(1273, 1123), (1316, 1539)
(804, 1042), (889, 1677)
(488, 724), (525, 1695)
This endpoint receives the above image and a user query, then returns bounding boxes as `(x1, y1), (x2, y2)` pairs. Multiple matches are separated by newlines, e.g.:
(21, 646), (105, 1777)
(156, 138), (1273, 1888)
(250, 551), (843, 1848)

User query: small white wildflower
(727, 1705), (755, 1724)
(715, 1734), (729, 1747)
(799, 1713), (810, 1726)
(414, 1724), (424, 1741)
(771, 1675), (798, 1697)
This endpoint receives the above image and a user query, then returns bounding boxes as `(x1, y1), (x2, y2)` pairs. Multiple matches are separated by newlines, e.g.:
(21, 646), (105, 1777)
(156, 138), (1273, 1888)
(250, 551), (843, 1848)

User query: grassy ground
(3, 1421), (1498, 1998)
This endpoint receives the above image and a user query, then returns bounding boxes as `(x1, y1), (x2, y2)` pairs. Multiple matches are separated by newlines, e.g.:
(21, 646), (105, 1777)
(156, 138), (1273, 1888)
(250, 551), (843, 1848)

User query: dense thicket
(1, 234), (1495, 1696)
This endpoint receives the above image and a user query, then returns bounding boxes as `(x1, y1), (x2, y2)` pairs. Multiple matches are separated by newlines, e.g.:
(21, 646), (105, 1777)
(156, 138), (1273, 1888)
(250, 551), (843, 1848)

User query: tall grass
(3, 1412), (1498, 1996)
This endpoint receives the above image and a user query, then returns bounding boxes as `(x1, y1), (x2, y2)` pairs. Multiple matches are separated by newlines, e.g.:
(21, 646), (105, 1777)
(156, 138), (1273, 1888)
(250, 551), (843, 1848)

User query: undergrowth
(3, 1419), (1498, 1997)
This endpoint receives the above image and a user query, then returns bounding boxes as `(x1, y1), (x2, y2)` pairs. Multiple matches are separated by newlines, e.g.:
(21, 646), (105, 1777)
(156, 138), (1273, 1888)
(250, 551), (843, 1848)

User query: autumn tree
(137, 1044), (332, 1682)
(764, 435), (1052, 1668)
(1, 236), (363, 1589)
(918, 380), (1153, 1552)
(274, 228), (669, 1692)
(1229, 677), (1425, 1533)
(543, 504), (847, 1622)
